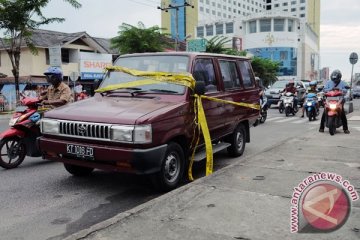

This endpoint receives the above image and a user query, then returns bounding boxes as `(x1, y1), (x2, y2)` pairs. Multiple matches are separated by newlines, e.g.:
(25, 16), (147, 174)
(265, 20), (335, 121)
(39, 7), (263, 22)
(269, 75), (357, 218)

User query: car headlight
(40, 118), (59, 134)
(110, 125), (152, 143)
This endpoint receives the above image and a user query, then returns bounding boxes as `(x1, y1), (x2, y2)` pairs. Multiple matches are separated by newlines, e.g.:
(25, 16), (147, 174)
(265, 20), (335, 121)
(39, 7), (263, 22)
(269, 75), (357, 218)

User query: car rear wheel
(227, 124), (246, 157)
(64, 163), (94, 176)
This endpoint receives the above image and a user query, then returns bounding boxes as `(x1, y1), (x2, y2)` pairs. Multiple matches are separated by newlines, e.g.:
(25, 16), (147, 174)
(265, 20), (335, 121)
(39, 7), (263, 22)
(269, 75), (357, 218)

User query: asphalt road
(0, 99), (359, 240)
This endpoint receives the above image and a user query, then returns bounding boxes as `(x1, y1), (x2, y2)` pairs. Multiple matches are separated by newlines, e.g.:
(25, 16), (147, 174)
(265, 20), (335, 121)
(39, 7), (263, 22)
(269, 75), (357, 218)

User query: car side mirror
(194, 81), (206, 95)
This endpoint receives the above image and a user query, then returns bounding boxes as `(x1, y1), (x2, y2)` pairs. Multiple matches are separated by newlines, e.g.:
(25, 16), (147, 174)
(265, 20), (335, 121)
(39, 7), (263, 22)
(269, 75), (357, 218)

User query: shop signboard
(79, 52), (112, 80)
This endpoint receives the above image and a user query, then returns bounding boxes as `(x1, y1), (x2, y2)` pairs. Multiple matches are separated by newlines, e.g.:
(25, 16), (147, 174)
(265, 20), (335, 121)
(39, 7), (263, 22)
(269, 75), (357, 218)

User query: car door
(192, 58), (226, 140)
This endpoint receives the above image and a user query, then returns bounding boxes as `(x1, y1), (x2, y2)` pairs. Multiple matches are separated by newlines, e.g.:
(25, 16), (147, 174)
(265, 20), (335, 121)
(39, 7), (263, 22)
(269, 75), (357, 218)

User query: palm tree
(111, 22), (171, 54)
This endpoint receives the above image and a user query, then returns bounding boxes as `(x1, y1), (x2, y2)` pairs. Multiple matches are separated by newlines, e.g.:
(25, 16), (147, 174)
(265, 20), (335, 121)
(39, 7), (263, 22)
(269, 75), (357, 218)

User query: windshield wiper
(100, 87), (146, 97)
(148, 89), (179, 94)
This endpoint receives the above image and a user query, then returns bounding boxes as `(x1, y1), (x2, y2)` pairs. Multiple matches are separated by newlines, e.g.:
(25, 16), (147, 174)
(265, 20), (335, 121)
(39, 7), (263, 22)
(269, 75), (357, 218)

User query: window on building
(233, 9), (236, 13)
(197, 26), (204, 37)
(238, 10), (241, 14)
(212, 10), (216, 15)
(260, 19), (271, 32)
(228, 7), (231, 11)
(300, 0), (305, 3)
(223, 5), (226, 10)
(212, 2), (216, 6)
(61, 49), (69, 63)
(218, 12), (221, 16)
(291, 0), (296, 5)
(216, 24), (224, 35)
(206, 8), (210, 13)
(206, 0), (209, 4)
(283, 2), (288, 6)
(274, 19), (285, 31)
(223, 13), (227, 17)
(200, 6), (204, 11)
(226, 22), (234, 33)
(206, 25), (213, 36)
(200, 0), (203, 2)
(228, 15), (231, 18)
(219, 60), (241, 89)
(274, 3), (279, 7)
(288, 19), (294, 32)
(238, 60), (255, 88)
(291, 8), (296, 12)
(280, 51), (288, 60)
(249, 20), (257, 33)
(218, 3), (221, 8)
(300, 6), (305, 10)
(300, 13), (305, 17)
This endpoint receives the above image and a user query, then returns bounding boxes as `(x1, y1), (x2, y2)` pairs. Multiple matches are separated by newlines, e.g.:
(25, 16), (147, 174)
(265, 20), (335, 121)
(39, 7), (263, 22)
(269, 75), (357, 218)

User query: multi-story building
(161, 0), (320, 81)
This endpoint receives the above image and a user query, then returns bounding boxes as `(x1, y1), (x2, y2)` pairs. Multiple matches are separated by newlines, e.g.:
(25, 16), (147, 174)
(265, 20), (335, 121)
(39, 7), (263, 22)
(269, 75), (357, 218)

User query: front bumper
(38, 136), (167, 174)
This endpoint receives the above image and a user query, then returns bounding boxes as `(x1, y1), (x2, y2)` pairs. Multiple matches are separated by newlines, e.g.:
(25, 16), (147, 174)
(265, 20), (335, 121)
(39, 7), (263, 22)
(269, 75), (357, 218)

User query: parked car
(38, 52), (260, 191)
(265, 79), (306, 107)
(353, 85), (360, 99)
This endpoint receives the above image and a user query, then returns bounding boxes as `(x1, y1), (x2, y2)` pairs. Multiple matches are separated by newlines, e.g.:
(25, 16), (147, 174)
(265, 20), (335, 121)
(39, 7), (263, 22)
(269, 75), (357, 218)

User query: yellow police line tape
(96, 66), (260, 181)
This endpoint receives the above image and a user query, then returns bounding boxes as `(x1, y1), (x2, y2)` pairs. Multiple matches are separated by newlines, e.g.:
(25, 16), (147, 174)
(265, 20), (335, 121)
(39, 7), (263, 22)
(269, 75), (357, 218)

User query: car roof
(119, 52), (250, 60)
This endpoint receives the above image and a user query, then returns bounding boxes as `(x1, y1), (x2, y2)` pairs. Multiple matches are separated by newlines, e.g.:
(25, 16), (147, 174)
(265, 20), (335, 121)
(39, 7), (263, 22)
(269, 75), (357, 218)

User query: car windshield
(99, 55), (189, 94)
(272, 81), (289, 88)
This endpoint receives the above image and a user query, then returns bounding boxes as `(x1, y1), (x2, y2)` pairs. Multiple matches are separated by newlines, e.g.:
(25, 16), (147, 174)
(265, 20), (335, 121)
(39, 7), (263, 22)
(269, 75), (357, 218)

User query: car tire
(227, 124), (246, 157)
(151, 142), (185, 192)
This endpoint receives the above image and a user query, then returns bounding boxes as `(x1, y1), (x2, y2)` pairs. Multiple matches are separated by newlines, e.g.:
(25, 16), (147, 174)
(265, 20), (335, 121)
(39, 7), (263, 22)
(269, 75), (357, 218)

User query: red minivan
(38, 52), (259, 191)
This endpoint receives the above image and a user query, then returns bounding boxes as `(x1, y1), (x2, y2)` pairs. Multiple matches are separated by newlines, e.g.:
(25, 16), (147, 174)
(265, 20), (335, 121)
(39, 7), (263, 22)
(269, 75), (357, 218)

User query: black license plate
(66, 144), (94, 160)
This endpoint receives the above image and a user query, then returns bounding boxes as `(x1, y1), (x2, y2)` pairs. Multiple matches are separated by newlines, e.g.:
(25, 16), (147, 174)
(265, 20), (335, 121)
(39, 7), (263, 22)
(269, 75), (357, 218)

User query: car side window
(193, 59), (217, 93)
(219, 60), (241, 90)
(238, 60), (255, 89)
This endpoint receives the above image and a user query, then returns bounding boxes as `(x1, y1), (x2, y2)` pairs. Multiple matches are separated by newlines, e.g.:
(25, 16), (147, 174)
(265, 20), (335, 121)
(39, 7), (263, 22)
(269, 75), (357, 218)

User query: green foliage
(205, 35), (230, 54)
(251, 56), (280, 87)
(111, 22), (171, 54)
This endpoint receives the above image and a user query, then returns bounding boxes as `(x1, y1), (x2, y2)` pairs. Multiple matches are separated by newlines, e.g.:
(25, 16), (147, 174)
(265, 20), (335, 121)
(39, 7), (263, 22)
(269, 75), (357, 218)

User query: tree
(251, 57), (280, 87)
(0, 0), (81, 103)
(111, 22), (171, 54)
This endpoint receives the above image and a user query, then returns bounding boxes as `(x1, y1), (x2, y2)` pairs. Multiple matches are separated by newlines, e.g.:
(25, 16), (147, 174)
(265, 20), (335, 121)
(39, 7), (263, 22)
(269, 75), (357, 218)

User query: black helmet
(330, 69), (342, 84)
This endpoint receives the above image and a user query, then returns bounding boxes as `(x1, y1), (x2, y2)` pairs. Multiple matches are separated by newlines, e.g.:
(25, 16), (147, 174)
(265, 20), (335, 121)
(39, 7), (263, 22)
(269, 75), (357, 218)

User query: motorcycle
(259, 95), (268, 123)
(317, 91), (325, 107)
(0, 98), (44, 169)
(324, 89), (344, 136)
(305, 93), (319, 121)
(282, 92), (298, 117)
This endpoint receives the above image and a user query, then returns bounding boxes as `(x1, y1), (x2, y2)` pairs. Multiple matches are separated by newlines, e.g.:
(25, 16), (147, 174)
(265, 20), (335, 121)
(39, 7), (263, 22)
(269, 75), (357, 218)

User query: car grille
(59, 120), (111, 140)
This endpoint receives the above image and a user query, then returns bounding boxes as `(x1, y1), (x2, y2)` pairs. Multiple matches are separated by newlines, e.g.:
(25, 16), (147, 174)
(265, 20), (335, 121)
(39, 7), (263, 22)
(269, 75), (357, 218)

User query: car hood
(44, 95), (182, 124)
(266, 88), (283, 94)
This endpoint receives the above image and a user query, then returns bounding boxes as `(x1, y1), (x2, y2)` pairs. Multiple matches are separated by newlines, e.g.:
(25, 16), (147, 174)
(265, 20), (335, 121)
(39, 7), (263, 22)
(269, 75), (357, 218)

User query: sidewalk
(65, 112), (360, 240)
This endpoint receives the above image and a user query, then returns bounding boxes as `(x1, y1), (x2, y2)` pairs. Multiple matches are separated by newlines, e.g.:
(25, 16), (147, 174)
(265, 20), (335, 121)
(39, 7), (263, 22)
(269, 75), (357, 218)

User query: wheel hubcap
(236, 132), (243, 150)
(164, 152), (180, 183)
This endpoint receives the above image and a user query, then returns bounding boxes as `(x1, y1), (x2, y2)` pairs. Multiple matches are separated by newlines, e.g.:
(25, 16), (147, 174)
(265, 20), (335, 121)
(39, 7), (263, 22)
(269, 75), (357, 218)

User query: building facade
(161, 0), (320, 80)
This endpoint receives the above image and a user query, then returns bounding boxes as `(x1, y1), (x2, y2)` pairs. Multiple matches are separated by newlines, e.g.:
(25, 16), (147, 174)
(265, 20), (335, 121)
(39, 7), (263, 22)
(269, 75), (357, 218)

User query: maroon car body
(38, 52), (259, 190)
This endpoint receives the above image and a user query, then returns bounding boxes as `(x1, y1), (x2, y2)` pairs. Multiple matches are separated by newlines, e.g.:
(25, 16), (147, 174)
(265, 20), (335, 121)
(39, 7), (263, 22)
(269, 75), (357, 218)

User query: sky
(4, 0), (360, 80)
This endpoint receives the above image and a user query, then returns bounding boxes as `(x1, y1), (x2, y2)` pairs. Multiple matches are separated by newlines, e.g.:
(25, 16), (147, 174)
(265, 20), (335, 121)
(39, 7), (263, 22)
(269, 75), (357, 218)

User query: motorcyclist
(40, 67), (72, 109)
(319, 69), (350, 134)
(282, 80), (298, 108)
(300, 80), (318, 118)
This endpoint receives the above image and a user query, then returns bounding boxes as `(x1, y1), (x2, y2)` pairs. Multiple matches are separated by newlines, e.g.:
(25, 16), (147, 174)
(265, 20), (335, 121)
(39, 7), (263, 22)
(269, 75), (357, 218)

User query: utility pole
(158, 1), (194, 51)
